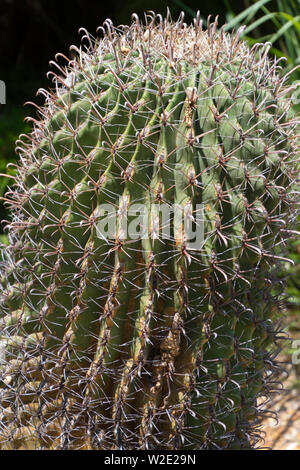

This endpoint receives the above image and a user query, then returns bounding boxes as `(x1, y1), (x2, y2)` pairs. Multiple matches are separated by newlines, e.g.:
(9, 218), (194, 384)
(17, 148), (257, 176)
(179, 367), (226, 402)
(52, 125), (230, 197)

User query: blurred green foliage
(0, 106), (30, 226)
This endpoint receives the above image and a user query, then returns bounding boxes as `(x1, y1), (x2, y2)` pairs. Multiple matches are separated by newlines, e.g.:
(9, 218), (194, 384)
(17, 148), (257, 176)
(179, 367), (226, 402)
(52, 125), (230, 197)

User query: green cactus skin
(0, 12), (299, 450)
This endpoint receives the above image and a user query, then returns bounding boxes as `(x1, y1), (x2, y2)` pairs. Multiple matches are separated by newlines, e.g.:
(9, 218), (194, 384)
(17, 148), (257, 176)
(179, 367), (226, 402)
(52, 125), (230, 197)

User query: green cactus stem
(0, 11), (299, 450)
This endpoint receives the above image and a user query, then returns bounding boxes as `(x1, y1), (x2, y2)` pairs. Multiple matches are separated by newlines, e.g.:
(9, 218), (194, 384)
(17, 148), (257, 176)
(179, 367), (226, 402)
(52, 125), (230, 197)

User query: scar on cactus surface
(0, 11), (299, 450)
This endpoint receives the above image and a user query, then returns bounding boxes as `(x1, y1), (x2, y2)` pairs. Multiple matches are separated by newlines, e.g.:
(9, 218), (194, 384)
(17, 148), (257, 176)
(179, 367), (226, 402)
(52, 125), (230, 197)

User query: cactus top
(90, 12), (249, 65)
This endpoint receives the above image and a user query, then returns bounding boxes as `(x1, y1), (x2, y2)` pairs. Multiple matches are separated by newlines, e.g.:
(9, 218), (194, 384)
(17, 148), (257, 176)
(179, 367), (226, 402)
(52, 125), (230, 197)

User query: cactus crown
(0, 11), (299, 450)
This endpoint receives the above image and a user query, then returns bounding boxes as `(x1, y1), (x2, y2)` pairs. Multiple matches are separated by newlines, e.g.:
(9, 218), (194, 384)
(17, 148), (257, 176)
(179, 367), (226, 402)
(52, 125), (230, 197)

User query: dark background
(0, 0), (265, 107)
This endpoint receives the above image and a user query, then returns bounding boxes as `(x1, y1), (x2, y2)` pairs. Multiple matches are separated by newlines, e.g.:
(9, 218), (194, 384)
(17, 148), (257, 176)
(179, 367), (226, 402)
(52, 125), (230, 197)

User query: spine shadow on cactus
(0, 11), (299, 450)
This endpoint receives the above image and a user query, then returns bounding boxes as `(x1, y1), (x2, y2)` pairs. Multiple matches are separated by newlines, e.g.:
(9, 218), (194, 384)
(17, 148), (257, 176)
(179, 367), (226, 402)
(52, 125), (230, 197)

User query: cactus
(0, 12), (299, 450)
